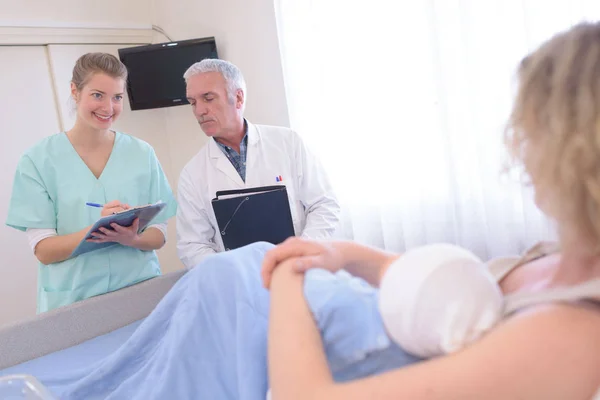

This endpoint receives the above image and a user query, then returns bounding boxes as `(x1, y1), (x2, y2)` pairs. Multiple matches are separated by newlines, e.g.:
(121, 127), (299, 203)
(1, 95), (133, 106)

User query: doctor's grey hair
(183, 59), (247, 111)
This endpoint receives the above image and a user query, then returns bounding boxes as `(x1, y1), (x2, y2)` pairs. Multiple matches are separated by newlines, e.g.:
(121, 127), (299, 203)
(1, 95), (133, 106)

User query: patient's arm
(262, 237), (399, 288)
(268, 261), (332, 398)
(268, 259), (600, 400)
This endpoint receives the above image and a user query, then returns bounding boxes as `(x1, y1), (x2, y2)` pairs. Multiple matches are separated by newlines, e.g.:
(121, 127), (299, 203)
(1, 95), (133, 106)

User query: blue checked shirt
(216, 129), (248, 182)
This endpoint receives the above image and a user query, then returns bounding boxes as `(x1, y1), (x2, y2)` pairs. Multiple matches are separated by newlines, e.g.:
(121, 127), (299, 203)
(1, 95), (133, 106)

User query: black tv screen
(118, 37), (218, 111)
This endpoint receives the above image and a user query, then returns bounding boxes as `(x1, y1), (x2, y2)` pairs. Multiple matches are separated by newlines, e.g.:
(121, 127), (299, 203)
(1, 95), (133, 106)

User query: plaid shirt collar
(215, 120), (249, 182)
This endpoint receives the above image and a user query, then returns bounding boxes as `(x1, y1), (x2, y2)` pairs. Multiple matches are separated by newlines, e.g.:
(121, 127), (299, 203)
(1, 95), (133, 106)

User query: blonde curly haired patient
(263, 21), (600, 400)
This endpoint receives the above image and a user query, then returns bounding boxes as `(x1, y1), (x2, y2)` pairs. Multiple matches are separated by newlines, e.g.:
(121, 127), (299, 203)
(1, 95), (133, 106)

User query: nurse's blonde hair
(505, 21), (600, 253)
(71, 52), (128, 91)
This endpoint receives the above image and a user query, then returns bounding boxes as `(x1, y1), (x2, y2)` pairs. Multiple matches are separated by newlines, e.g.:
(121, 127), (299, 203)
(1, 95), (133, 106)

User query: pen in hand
(87, 201), (131, 216)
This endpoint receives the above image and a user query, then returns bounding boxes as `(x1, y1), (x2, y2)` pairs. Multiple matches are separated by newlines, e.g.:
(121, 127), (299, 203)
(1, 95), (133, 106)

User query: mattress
(0, 320), (142, 379)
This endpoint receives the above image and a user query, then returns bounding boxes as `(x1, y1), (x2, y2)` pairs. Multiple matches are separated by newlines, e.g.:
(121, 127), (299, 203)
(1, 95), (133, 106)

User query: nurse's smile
(93, 112), (113, 122)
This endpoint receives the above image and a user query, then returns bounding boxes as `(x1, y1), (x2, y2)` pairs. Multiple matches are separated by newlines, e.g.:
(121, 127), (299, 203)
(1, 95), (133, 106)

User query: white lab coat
(176, 121), (341, 269)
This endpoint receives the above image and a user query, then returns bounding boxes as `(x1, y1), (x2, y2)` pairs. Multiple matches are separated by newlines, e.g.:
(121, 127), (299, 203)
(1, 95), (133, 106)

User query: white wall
(0, 0), (152, 27)
(0, 46), (61, 325)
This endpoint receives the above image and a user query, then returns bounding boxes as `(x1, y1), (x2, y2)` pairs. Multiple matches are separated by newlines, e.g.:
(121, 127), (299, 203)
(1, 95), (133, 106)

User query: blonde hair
(71, 52), (128, 91)
(505, 21), (600, 253)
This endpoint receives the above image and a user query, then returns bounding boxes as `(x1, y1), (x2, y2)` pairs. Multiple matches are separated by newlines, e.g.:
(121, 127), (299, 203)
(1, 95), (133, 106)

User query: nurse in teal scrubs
(5, 52), (177, 313)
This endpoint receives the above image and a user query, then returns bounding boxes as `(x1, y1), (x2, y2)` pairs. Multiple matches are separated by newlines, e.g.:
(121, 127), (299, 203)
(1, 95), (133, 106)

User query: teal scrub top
(6, 132), (178, 313)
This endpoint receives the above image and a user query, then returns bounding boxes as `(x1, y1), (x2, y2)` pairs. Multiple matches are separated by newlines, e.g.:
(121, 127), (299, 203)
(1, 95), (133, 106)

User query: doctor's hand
(101, 200), (130, 217)
(261, 237), (344, 289)
(87, 218), (141, 247)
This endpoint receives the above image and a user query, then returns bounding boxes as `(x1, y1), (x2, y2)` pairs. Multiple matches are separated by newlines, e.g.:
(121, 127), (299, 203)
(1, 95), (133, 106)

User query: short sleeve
(5, 154), (57, 232)
(147, 148), (177, 224)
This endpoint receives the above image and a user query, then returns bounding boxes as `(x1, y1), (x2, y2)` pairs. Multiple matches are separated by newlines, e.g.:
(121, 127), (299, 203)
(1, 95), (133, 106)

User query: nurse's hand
(87, 218), (140, 247)
(101, 200), (130, 217)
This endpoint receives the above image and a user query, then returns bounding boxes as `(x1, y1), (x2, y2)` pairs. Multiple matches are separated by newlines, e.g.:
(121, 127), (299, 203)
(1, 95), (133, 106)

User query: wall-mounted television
(118, 37), (218, 111)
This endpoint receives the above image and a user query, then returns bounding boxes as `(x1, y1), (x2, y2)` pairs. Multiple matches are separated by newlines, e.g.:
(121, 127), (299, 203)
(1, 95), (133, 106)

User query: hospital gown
(5, 131), (177, 312)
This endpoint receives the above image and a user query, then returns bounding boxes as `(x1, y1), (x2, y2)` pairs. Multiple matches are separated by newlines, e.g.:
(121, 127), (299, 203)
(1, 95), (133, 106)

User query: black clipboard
(211, 185), (295, 250)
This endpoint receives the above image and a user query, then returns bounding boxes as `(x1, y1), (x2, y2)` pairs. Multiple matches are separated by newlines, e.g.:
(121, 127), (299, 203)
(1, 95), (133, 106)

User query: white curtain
(275, 0), (600, 259)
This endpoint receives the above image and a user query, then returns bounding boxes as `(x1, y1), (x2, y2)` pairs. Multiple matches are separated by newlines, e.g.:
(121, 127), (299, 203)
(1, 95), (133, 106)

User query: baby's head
(379, 244), (503, 358)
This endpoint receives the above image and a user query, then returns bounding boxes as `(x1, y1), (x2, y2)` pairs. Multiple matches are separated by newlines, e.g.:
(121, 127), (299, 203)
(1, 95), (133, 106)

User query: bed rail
(0, 270), (186, 369)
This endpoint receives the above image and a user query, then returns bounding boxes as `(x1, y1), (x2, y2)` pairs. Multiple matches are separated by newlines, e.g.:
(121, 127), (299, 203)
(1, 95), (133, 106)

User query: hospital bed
(0, 270), (186, 377)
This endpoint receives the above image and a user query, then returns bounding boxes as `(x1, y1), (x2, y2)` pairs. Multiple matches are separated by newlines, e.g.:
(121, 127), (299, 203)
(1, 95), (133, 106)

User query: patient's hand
(262, 237), (344, 289)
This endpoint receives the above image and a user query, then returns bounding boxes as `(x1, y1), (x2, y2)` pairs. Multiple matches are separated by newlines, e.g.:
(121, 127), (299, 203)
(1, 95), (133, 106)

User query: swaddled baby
(267, 244), (505, 400)
(304, 244), (505, 381)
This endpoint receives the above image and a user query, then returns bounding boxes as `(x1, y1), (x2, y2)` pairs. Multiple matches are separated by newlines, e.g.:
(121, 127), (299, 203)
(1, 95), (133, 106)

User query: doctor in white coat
(176, 59), (340, 269)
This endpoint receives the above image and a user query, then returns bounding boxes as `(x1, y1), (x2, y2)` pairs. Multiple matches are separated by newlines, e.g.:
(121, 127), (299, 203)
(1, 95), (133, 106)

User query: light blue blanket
(40, 242), (420, 399)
